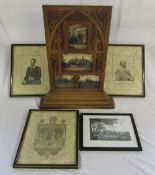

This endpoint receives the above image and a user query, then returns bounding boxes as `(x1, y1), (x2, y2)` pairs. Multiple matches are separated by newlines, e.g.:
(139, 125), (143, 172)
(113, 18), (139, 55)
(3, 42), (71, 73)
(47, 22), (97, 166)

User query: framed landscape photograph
(80, 113), (142, 151)
(104, 44), (145, 96)
(55, 75), (75, 88)
(13, 110), (79, 168)
(79, 75), (100, 88)
(10, 44), (50, 96)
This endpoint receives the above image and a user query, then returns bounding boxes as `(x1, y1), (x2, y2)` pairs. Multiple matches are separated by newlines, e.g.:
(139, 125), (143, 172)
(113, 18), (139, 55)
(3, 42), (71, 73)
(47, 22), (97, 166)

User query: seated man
(23, 58), (41, 85)
(115, 61), (134, 81)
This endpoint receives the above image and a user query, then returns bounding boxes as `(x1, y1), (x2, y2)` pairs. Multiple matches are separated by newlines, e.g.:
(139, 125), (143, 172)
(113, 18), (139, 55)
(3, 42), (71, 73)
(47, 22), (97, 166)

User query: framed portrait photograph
(13, 110), (79, 168)
(80, 113), (142, 151)
(10, 44), (50, 96)
(104, 44), (145, 96)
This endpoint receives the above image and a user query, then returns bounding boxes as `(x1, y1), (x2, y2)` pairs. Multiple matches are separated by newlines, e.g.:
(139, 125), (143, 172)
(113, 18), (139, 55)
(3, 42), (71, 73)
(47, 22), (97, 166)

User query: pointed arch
(49, 9), (105, 47)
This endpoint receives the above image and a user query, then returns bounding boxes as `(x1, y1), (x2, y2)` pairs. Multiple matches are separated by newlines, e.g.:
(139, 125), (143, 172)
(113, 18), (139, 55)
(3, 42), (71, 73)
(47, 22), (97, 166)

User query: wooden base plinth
(39, 90), (114, 109)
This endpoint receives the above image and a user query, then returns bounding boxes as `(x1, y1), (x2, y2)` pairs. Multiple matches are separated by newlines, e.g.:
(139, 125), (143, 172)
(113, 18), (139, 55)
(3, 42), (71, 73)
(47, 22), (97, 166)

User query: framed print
(13, 110), (79, 169)
(104, 44), (145, 96)
(10, 44), (50, 96)
(80, 113), (142, 151)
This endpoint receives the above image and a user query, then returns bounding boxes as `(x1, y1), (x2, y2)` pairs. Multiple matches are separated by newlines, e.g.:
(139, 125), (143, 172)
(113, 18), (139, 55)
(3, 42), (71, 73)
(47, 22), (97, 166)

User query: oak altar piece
(40, 5), (114, 109)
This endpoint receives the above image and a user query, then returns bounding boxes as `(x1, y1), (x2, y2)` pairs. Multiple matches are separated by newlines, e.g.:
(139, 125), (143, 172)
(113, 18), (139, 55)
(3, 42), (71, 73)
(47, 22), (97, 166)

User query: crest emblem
(33, 117), (66, 157)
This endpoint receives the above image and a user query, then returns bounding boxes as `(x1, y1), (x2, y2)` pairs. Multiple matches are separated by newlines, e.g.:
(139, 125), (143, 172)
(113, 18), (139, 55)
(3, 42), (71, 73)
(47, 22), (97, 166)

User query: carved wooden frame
(40, 5), (114, 108)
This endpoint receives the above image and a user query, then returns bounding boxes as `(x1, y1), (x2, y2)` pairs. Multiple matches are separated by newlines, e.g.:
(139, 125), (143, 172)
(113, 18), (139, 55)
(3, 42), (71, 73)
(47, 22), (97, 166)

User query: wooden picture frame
(10, 44), (50, 96)
(79, 113), (142, 151)
(13, 110), (79, 169)
(104, 44), (145, 97)
(40, 5), (114, 109)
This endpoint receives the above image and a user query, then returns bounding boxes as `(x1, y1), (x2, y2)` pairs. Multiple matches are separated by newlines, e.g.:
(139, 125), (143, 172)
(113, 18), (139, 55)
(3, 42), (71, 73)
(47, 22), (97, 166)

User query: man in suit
(115, 61), (134, 81)
(23, 58), (41, 85)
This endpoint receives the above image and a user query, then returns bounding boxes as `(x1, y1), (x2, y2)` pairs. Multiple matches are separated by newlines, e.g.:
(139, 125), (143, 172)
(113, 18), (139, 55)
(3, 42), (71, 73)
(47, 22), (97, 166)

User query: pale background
(17, 111), (77, 165)
(105, 46), (143, 95)
(12, 46), (50, 95)
(0, 0), (155, 175)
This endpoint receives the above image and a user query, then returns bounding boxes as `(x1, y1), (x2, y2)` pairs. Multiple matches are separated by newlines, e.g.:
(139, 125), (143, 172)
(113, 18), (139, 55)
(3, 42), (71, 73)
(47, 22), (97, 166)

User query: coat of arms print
(13, 110), (78, 168)
(34, 117), (66, 157)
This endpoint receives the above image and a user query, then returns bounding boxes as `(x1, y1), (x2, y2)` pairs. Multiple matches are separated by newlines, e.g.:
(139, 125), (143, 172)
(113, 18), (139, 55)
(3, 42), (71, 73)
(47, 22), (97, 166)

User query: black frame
(106, 44), (145, 97)
(79, 113), (142, 151)
(10, 44), (49, 97)
(13, 109), (79, 169)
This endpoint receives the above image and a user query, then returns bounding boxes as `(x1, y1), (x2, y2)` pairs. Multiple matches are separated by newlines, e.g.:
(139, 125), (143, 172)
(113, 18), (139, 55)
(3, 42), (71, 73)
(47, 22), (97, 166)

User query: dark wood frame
(10, 44), (50, 97)
(79, 113), (142, 151)
(13, 109), (79, 169)
(105, 44), (145, 97)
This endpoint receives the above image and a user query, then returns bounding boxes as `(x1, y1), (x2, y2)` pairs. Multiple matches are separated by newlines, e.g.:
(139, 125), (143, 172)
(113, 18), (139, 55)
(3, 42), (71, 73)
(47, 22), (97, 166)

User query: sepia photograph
(68, 24), (88, 49)
(10, 44), (50, 96)
(114, 60), (134, 81)
(79, 75), (100, 88)
(13, 110), (79, 168)
(80, 113), (142, 151)
(64, 21), (91, 52)
(55, 75), (75, 88)
(62, 54), (93, 71)
(104, 44), (145, 96)
(23, 58), (42, 85)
